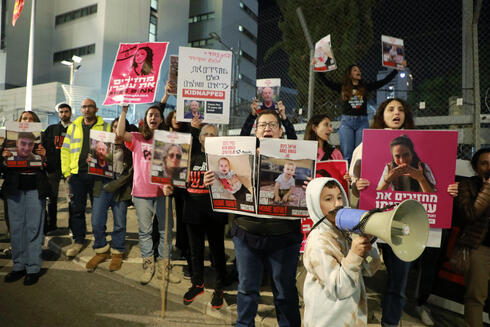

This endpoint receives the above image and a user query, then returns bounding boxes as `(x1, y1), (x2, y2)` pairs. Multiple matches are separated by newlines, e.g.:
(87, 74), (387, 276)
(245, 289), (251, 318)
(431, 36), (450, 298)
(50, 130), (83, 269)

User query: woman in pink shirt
(117, 104), (173, 285)
(305, 114), (344, 161)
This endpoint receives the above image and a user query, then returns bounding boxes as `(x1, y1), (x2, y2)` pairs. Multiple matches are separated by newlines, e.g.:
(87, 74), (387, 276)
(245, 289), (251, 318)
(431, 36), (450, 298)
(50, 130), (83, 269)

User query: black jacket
(42, 122), (69, 173)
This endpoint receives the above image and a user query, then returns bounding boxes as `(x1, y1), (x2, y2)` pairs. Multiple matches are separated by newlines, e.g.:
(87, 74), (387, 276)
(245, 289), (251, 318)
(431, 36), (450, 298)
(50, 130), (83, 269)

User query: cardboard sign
(314, 34), (337, 72)
(88, 130), (115, 178)
(381, 35), (405, 70)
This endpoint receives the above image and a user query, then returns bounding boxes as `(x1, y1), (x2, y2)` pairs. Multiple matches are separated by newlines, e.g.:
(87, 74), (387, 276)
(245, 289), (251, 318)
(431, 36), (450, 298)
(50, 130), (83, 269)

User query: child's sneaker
(211, 290), (224, 309)
(183, 283), (204, 305)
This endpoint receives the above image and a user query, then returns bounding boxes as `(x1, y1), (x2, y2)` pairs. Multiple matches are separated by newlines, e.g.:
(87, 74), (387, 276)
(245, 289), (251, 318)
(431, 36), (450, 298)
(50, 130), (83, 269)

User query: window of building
(239, 49), (256, 64)
(239, 1), (258, 21)
(189, 38), (214, 48)
(149, 15), (157, 42)
(53, 44), (96, 63)
(238, 25), (256, 42)
(150, 0), (158, 11)
(188, 11), (215, 24)
(55, 4), (97, 26)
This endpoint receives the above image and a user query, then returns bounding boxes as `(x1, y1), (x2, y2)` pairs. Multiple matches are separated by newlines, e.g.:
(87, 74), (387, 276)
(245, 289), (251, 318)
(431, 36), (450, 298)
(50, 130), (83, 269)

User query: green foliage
(267, 0), (376, 117)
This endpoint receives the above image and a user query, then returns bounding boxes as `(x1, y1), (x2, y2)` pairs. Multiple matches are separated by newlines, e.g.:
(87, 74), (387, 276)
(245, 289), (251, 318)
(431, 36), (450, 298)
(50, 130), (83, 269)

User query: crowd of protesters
(1, 67), (488, 327)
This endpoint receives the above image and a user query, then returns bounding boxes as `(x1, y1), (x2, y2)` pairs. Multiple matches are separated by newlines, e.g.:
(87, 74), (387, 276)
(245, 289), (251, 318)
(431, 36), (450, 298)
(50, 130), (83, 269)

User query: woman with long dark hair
(131, 47), (154, 76)
(304, 114), (343, 161)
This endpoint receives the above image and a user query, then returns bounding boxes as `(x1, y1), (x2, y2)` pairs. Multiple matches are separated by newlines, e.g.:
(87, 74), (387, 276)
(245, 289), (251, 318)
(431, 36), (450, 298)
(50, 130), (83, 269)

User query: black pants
(45, 171), (62, 231)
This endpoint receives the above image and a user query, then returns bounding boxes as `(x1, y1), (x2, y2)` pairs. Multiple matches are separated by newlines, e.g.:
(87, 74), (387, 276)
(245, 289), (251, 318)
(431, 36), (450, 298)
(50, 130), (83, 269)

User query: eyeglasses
(257, 121), (279, 129)
(168, 153), (182, 160)
(81, 104), (96, 109)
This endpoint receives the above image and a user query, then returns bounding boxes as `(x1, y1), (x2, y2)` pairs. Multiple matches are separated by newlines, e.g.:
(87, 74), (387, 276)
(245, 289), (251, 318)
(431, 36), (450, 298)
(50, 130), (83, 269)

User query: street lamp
(61, 55), (82, 107)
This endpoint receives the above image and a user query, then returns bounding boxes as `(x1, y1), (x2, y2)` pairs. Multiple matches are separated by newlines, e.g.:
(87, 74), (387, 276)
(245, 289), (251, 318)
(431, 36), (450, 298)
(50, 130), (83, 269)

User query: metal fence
(250, 0), (489, 160)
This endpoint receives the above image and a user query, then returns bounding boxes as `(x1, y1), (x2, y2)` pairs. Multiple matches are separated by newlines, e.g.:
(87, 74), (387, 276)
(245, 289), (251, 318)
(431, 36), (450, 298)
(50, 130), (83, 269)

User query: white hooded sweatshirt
(303, 177), (381, 327)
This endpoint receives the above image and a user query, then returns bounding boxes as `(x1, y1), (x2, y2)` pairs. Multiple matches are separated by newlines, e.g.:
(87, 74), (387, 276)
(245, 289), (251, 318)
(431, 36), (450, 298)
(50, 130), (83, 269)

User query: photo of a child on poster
(256, 78), (281, 113)
(103, 42), (169, 105)
(176, 46), (232, 124)
(206, 136), (256, 215)
(257, 138), (317, 219)
(313, 34), (337, 72)
(88, 130), (114, 178)
(381, 35), (405, 70)
(4, 121), (42, 168)
(150, 130), (191, 188)
(359, 129), (458, 228)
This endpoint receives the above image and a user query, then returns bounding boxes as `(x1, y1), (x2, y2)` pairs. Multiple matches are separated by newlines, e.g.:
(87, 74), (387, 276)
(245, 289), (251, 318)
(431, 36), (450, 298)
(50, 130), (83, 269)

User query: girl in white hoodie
(303, 177), (381, 327)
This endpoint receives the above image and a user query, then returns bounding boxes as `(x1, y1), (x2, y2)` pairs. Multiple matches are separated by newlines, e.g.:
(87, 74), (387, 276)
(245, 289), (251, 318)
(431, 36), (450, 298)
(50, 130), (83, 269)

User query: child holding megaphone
(303, 177), (381, 327)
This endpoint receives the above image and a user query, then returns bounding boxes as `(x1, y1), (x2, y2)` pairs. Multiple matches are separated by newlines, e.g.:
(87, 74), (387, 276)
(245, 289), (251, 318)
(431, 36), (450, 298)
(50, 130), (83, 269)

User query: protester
(61, 99), (111, 257)
(454, 148), (490, 327)
(85, 118), (133, 273)
(173, 120), (229, 309)
(116, 104), (177, 285)
(317, 64), (399, 162)
(303, 177), (380, 326)
(241, 99), (297, 140)
(350, 98), (459, 327)
(42, 103), (72, 234)
(2, 111), (49, 286)
(305, 114), (343, 160)
(205, 109), (301, 326)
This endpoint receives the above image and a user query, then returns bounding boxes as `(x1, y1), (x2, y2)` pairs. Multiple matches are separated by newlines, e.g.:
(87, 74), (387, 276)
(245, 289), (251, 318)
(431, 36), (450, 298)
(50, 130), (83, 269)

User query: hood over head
(306, 177), (349, 229)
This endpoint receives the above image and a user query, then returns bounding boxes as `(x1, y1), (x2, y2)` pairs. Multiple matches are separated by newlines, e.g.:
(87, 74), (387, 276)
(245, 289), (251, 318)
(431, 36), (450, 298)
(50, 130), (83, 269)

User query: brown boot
(86, 245), (110, 272)
(109, 253), (124, 272)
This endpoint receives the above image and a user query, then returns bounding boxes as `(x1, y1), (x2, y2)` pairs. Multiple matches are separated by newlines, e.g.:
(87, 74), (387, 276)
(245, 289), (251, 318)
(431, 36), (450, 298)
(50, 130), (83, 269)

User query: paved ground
(0, 183), (475, 326)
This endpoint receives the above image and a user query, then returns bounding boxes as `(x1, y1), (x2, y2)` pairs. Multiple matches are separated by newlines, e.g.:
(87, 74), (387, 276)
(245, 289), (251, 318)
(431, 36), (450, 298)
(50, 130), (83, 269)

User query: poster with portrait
(88, 130), (115, 178)
(176, 46), (232, 124)
(206, 136), (256, 215)
(4, 121), (42, 168)
(314, 34), (337, 72)
(150, 130), (192, 188)
(168, 55), (178, 95)
(381, 35), (405, 70)
(103, 42), (169, 105)
(359, 129), (458, 229)
(257, 138), (317, 219)
(256, 78), (281, 113)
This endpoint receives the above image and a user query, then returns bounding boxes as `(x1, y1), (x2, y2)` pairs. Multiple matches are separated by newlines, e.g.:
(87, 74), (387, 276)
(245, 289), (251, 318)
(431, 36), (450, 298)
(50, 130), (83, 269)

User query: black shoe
(5, 269), (26, 283)
(211, 290), (224, 309)
(23, 273), (39, 286)
(183, 283), (204, 305)
(183, 265), (191, 280)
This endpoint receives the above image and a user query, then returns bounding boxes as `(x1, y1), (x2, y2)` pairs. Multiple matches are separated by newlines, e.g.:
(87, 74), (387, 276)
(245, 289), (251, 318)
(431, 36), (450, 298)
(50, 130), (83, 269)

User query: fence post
(472, 0), (482, 151)
(296, 7), (315, 122)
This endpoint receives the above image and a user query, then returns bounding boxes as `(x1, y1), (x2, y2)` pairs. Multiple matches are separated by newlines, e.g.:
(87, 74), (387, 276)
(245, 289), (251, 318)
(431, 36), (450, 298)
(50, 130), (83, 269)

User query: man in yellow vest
(61, 98), (111, 257)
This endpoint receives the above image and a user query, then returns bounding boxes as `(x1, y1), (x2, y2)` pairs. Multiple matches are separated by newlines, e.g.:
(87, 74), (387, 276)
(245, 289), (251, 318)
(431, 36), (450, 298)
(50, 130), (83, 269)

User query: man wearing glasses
(205, 109), (301, 326)
(61, 99), (111, 257)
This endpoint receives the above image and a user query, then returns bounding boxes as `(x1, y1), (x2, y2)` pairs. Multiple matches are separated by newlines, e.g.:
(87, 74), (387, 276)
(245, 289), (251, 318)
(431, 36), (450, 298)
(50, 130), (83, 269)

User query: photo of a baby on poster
(359, 129), (458, 228)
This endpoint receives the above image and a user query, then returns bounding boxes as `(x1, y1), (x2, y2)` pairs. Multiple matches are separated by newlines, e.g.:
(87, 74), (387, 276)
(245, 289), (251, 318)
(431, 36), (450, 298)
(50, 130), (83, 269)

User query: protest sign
(257, 138), (317, 219)
(176, 47), (232, 124)
(314, 34), (337, 72)
(104, 42), (169, 105)
(381, 35), (405, 70)
(5, 121), (42, 168)
(206, 136), (256, 215)
(88, 130), (115, 178)
(256, 78), (281, 113)
(359, 129), (458, 229)
(150, 130), (192, 188)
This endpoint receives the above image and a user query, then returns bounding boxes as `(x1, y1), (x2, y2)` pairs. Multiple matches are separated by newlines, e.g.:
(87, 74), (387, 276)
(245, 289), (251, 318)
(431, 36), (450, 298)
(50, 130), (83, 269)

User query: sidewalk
(1, 185), (466, 326)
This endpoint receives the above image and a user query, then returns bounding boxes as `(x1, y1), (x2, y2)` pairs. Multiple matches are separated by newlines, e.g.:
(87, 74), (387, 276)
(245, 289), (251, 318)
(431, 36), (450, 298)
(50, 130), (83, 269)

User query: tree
(266, 0), (376, 118)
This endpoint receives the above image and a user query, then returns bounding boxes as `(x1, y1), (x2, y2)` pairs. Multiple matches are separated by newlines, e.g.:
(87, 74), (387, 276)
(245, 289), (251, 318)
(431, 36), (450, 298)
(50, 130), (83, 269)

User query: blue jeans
(68, 173), (94, 244)
(132, 196), (173, 259)
(233, 236), (301, 327)
(91, 177), (128, 253)
(338, 115), (369, 162)
(380, 244), (411, 326)
(8, 190), (46, 274)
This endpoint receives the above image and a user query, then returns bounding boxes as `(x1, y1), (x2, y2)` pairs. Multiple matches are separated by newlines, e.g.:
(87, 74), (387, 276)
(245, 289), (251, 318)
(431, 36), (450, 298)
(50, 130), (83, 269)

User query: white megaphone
(335, 199), (429, 262)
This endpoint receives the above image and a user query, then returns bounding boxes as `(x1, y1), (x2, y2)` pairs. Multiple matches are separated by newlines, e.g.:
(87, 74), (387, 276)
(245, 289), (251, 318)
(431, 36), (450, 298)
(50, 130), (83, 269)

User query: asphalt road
(0, 248), (232, 327)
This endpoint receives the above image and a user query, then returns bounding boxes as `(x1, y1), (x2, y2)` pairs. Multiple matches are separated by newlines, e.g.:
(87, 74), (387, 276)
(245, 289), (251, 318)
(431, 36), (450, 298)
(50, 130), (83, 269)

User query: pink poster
(104, 42), (169, 105)
(359, 129), (458, 228)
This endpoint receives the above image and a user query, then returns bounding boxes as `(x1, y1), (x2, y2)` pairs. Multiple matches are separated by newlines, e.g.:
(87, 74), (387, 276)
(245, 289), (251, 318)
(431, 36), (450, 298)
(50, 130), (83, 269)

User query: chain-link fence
(254, 0), (489, 160)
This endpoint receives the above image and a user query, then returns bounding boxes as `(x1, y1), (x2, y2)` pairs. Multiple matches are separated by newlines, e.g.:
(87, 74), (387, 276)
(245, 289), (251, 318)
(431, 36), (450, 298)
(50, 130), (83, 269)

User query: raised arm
(117, 105), (133, 143)
(277, 101), (297, 140)
(316, 73), (342, 92)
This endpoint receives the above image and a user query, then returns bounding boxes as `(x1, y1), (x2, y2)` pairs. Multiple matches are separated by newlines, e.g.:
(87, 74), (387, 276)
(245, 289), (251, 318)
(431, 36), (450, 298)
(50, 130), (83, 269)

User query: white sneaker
(415, 305), (434, 326)
(156, 259), (181, 284)
(65, 243), (83, 257)
(140, 257), (155, 285)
